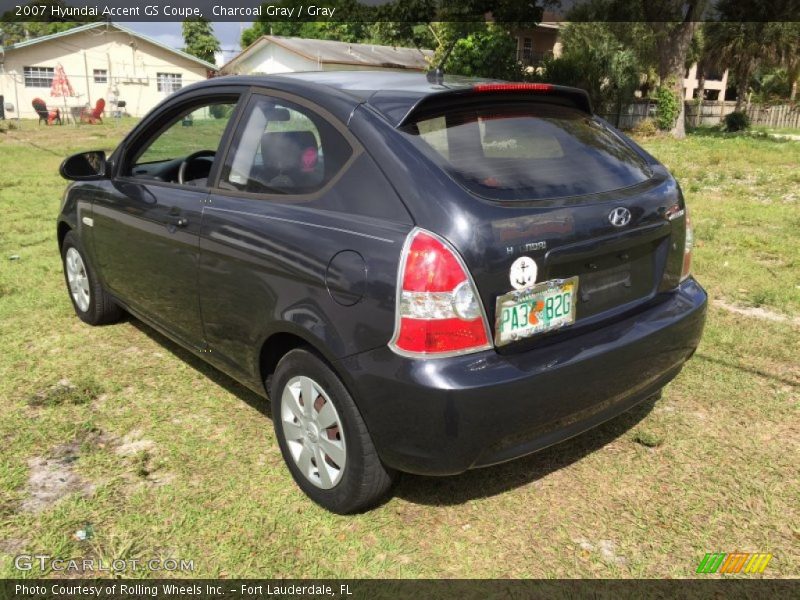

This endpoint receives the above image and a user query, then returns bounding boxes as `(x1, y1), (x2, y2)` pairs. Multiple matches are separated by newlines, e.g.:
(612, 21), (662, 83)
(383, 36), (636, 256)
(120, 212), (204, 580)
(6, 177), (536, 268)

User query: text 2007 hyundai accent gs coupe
(57, 72), (706, 513)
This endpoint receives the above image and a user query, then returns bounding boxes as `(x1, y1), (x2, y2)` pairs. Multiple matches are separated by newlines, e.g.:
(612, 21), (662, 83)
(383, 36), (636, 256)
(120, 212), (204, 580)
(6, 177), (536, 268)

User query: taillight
(389, 229), (492, 357)
(681, 208), (693, 281)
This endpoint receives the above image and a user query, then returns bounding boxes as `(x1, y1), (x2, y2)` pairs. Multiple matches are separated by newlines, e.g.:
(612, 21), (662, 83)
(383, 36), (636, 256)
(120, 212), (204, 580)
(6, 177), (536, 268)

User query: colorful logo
(696, 552), (772, 574)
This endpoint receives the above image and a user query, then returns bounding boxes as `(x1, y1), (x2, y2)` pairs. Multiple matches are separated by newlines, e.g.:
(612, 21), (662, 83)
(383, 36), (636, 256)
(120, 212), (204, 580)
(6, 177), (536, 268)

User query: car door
(92, 92), (243, 350)
(198, 90), (413, 385)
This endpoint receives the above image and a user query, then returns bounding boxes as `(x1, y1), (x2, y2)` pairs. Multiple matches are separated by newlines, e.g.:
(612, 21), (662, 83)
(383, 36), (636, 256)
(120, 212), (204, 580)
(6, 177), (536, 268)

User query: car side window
(126, 101), (238, 186)
(219, 95), (352, 195)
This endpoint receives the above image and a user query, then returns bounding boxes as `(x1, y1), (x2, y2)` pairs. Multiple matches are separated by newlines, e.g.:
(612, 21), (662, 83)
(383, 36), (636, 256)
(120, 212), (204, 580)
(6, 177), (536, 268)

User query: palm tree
(772, 22), (800, 100)
(702, 21), (780, 111)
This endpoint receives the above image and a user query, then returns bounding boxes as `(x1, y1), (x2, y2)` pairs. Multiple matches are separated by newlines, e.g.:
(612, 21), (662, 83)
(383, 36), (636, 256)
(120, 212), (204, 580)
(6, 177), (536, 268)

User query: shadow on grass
(127, 317), (272, 420)
(685, 126), (793, 142)
(127, 315), (656, 507)
(395, 397), (657, 506)
(696, 353), (799, 388)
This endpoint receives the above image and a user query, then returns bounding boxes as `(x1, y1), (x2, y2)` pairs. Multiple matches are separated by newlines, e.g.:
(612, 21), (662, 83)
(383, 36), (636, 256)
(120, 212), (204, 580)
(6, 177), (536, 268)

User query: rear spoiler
(372, 83), (594, 129)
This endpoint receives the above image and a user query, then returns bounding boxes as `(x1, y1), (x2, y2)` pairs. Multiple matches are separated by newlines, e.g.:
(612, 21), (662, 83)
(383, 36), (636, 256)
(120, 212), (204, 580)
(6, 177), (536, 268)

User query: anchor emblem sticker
(509, 256), (538, 290)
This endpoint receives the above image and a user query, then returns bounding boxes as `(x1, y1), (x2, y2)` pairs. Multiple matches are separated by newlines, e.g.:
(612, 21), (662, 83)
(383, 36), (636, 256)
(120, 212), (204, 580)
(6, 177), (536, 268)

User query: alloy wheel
(65, 247), (91, 312)
(280, 375), (347, 489)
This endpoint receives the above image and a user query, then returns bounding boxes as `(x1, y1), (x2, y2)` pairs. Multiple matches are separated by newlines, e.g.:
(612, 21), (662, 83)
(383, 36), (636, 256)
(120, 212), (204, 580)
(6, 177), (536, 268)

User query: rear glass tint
(402, 103), (651, 201)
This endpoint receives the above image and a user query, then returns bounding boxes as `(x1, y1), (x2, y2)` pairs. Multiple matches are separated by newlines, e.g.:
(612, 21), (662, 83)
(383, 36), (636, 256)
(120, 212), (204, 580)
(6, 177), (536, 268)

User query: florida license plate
(494, 277), (579, 346)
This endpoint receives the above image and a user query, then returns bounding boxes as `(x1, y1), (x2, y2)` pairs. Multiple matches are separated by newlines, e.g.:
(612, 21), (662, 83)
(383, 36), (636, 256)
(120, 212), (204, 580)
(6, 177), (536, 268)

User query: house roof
(222, 35), (433, 74)
(0, 22), (217, 71)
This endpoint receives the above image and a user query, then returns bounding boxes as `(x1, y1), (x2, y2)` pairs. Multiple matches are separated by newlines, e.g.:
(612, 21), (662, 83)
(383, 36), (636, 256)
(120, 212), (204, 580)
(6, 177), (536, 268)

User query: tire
(61, 230), (123, 326)
(271, 348), (397, 513)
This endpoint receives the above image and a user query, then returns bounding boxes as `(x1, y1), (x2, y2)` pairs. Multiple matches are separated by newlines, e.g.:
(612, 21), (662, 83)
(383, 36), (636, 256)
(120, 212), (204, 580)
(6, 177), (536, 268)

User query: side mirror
(59, 151), (108, 181)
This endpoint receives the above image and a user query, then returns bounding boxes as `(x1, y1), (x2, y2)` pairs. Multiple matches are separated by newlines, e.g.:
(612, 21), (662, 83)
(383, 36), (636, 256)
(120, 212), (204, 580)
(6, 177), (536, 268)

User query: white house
(0, 22), (217, 120)
(221, 36), (433, 76)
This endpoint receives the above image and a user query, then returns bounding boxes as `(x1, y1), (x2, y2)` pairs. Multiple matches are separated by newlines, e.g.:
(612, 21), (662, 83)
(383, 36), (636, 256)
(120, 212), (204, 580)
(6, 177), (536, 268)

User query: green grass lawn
(752, 126), (800, 137)
(0, 119), (798, 578)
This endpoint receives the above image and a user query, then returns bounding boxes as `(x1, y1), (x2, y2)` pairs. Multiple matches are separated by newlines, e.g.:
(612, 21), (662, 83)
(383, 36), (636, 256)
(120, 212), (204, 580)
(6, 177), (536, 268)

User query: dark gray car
(58, 72), (706, 513)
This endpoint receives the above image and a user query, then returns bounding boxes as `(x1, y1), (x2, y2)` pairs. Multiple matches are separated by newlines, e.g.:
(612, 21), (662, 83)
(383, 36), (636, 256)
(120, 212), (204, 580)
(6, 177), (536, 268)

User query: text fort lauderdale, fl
(43, 4), (337, 18)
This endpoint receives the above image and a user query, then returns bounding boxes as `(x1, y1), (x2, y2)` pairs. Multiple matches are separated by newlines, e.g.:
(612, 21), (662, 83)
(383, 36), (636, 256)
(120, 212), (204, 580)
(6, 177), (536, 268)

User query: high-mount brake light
(389, 229), (492, 357)
(473, 83), (553, 93)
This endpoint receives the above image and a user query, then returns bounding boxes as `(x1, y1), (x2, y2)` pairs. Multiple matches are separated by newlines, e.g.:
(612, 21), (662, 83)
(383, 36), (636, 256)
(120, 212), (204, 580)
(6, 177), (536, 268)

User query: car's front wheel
(61, 231), (123, 325)
(271, 348), (396, 513)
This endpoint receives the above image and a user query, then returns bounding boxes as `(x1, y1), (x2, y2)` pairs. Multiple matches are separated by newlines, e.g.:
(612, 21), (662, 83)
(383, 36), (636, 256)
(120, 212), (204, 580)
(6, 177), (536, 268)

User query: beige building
(221, 35), (433, 75)
(0, 22), (216, 120)
(514, 21), (564, 67)
(684, 63), (728, 101)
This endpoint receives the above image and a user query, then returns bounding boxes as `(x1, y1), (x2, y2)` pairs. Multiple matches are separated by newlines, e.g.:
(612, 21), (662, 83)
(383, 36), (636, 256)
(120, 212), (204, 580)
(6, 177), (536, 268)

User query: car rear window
(401, 102), (651, 201)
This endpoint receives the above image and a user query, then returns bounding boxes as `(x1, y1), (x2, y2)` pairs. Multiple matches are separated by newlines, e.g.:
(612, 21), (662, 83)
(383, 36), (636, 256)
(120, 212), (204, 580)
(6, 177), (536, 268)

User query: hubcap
(280, 375), (347, 489)
(65, 247), (90, 312)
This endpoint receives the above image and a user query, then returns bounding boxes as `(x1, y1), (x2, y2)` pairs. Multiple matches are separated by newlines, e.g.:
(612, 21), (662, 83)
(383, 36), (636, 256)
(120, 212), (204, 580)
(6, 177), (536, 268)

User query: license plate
(494, 277), (579, 346)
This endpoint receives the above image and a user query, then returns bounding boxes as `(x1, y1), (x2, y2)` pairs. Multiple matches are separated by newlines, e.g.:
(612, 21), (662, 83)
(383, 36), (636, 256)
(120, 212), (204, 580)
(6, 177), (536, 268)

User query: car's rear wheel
(271, 348), (396, 513)
(61, 231), (123, 325)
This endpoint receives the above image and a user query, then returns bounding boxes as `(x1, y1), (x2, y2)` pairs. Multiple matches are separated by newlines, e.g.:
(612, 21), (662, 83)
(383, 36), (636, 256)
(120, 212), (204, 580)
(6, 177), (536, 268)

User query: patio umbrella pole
(50, 63), (76, 125)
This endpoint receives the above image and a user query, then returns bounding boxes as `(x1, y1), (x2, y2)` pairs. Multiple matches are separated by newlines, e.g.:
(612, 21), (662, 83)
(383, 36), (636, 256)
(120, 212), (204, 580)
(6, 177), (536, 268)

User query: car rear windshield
(401, 102), (652, 201)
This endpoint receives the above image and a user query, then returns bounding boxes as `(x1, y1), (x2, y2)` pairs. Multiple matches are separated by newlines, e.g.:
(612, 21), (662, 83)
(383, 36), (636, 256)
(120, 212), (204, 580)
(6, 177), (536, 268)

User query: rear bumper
(337, 279), (707, 476)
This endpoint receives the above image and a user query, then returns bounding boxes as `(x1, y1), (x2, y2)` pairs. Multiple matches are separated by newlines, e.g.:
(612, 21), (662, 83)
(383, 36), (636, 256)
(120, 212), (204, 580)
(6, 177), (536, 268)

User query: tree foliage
(536, 23), (640, 122)
(239, 0), (552, 77)
(0, 0), (97, 46)
(703, 9), (800, 107)
(566, 0), (707, 138)
(241, 0), (373, 48)
(431, 23), (521, 80)
(182, 18), (221, 64)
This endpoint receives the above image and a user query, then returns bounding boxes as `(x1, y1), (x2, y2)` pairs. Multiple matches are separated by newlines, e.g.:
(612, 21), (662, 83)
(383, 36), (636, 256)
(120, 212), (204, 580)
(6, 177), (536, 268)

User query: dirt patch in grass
(115, 430), (157, 457)
(114, 430), (173, 488)
(0, 538), (28, 555)
(18, 426), (171, 514)
(28, 377), (105, 407)
(714, 299), (800, 325)
(21, 442), (94, 513)
(574, 537), (628, 566)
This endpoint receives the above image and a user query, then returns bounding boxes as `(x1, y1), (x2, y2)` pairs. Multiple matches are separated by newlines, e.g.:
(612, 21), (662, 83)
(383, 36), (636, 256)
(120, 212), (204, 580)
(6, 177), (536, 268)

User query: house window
(522, 38), (532, 60)
(93, 69), (108, 84)
(157, 73), (182, 94)
(23, 66), (54, 88)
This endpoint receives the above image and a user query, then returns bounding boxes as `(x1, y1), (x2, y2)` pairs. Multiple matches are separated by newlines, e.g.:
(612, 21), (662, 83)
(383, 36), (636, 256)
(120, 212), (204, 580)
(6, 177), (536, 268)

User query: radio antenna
(426, 37), (458, 85)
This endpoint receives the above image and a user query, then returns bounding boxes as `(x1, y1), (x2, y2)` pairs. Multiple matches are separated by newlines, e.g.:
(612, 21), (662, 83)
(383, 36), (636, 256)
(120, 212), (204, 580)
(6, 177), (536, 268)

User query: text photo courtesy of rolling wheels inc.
(0, 0), (798, 597)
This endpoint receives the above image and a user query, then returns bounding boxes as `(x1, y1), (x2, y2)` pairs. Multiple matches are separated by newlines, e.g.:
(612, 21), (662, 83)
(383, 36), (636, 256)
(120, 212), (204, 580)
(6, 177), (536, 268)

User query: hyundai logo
(608, 207), (632, 227)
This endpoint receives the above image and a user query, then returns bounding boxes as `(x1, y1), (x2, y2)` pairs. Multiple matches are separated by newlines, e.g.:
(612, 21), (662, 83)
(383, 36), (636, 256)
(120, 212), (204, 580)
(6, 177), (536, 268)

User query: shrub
(209, 104), (233, 120)
(655, 85), (681, 131)
(724, 111), (751, 132)
(631, 117), (659, 137)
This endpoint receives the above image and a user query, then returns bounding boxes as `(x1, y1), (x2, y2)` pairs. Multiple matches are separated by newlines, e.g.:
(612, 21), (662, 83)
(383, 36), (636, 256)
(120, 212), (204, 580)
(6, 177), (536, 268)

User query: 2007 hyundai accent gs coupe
(57, 72), (706, 513)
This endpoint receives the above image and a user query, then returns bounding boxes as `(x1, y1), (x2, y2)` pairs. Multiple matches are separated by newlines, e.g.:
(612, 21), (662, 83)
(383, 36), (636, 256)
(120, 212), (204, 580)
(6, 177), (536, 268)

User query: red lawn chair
(32, 98), (61, 125)
(80, 98), (105, 124)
